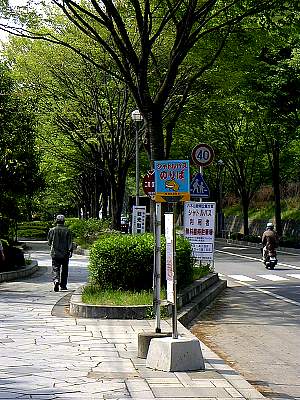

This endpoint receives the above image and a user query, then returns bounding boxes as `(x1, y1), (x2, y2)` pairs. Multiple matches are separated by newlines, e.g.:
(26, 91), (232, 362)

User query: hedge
(0, 239), (25, 271)
(17, 221), (53, 239)
(66, 218), (112, 246)
(88, 233), (194, 291)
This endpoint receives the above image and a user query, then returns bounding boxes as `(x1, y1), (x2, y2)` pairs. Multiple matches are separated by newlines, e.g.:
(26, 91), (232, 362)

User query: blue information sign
(154, 160), (190, 203)
(190, 173), (210, 198)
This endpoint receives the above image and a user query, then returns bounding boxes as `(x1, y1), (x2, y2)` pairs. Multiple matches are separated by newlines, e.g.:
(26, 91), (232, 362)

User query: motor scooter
(262, 246), (278, 270)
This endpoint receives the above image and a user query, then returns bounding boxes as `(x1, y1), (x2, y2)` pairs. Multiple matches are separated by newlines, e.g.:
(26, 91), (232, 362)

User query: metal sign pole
(199, 165), (203, 203)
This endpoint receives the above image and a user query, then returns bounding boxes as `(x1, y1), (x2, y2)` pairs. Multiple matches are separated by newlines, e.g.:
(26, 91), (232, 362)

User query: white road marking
(237, 281), (300, 307)
(287, 274), (300, 280)
(228, 275), (257, 282)
(257, 274), (289, 282)
(216, 249), (300, 270)
(222, 247), (249, 250)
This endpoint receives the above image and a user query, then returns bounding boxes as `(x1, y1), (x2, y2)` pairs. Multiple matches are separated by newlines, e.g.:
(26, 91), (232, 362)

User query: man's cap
(266, 222), (274, 228)
(56, 214), (65, 222)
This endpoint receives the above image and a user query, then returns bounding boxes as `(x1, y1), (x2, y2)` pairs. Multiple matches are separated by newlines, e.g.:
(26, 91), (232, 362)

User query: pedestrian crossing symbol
(190, 173), (210, 198)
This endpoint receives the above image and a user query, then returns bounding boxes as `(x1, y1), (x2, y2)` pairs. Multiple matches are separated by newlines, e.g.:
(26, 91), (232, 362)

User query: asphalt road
(190, 240), (300, 400)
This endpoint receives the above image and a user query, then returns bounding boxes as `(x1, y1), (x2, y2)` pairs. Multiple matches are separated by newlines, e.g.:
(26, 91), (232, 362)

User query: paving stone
(210, 379), (233, 388)
(225, 387), (244, 398)
(126, 378), (152, 392)
(228, 379), (257, 390)
(129, 390), (155, 399)
(88, 371), (140, 379)
(146, 378), (180, 384)
(0, 244), (264, 400)
(153, 386), (231, 398)
(236, 389), (265, 399)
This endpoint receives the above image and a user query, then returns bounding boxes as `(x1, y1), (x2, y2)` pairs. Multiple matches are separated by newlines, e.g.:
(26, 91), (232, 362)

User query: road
(190, 240), (300, 400)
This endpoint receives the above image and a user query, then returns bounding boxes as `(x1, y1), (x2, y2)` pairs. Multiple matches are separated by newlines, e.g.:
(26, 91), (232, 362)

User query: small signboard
(154, 160), (190, 203)
(132, 206), (146, 234)
(190, 173), (210, 198)
(142, 170), (155, 199)
(191, 143), (214, 167)
(184, 201), (216, 261)
(165, 213), (174, 304)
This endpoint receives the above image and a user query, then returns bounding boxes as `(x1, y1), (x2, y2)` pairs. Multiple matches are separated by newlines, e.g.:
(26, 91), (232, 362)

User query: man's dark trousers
(52, 257), (69, 288)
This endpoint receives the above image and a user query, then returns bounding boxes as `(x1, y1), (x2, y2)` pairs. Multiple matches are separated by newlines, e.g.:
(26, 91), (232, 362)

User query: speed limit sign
(191, 143), (214, 167)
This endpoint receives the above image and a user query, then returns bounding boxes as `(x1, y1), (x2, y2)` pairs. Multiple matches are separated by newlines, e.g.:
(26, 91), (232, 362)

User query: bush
(88, 233), (194, 291)
(242, 235), (262, 244)
(66, 218), (112, 246)
(279, 236), (300, 249)
(17, 221), (53, 239)
(0, 240), (25, 271)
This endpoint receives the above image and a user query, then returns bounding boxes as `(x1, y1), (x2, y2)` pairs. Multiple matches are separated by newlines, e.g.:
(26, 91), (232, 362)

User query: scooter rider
(262, 222), (279, 261)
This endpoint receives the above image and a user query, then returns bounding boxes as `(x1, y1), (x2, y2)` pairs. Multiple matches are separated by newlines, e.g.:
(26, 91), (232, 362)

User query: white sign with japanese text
(165, 213), (175, 303)
(184, 201), (216, 261)
(132, 206), (146, 234)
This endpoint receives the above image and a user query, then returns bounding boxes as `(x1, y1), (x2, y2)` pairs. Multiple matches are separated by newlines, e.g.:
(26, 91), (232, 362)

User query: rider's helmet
(266, 222), (274, 230)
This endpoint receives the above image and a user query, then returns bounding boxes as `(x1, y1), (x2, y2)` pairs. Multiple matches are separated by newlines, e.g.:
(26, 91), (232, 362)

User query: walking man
(48, 215), (73, 292)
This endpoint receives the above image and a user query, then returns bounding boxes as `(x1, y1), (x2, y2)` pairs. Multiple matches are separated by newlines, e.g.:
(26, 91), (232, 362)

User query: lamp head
(131, 109), (143, 121)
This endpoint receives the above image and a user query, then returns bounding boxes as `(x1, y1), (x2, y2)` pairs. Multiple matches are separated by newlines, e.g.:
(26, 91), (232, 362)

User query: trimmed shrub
(66, 218), (112, 246)
(17, 221), (53, 239)
(279, 236), (300, 249)
(88, 233), (194, 291)
(0, 239), (25, 271)
(242, 235), (262, 244)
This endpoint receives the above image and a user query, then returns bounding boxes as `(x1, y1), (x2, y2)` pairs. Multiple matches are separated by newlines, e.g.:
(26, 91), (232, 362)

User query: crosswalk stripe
(228, 275), (257, 282)
(257, 274), (289, 282)
(286, 274), (300, 280)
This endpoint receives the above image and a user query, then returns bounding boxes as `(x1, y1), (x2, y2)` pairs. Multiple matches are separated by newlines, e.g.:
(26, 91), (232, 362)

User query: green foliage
(82, 286), (166, 306)
(66, 218), (112, 247)
(0, 243), (25, 271)
(172, 234), (194, 288)
(88, 233), (194, 291)
(0, 63), (42, 223)
(17, 221), (52, 239)
(192, 264), (213, 281)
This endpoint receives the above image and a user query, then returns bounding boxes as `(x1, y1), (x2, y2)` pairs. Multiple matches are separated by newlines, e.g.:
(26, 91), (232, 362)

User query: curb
(69, 273), (226, 320)
(0, 260), (39, 283)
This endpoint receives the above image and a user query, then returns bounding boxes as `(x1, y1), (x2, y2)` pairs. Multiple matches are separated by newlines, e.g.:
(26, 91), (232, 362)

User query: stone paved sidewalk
(0, 241), (265, 399)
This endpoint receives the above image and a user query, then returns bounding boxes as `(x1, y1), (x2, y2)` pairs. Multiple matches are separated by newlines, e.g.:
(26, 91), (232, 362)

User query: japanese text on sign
(154, 160), (190, 203)
(184, 201), (216, 261)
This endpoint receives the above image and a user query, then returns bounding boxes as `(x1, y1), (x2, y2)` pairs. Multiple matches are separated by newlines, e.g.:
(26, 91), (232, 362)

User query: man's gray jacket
(48, 225), (73, 259)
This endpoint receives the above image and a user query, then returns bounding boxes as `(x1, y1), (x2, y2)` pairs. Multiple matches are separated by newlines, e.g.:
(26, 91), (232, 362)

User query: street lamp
(131, 109), (143, 206)
(217, 159), (225, 237)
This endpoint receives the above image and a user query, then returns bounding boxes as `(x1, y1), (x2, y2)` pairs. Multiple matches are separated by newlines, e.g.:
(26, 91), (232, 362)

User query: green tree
(0, 0), (290, 164)
(6, 36), (140, 228)
(0, 63), (41, 235)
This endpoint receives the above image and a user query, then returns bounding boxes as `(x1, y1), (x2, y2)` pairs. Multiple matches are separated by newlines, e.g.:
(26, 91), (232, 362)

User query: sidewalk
(0, 242), (265, 399)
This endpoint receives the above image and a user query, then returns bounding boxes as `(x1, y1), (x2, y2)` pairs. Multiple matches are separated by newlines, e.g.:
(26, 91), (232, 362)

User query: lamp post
(217, 159), (225, 237)
(131, 109), (143, 206)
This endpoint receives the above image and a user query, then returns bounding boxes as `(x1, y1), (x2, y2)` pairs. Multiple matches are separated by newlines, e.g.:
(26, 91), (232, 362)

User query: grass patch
(82, 264), (212, 306)
(192, 264), (212, 280)
(82, 285), (166, 305)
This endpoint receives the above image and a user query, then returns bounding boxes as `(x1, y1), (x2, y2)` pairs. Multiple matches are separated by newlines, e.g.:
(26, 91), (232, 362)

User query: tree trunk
(144, 104), (165, 164)
(242, 195), (250, 236)
(110, 173), (126, 230)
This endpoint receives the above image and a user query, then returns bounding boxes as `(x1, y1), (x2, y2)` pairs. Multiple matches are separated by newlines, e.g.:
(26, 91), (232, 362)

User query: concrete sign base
(146, 336), (205, 372)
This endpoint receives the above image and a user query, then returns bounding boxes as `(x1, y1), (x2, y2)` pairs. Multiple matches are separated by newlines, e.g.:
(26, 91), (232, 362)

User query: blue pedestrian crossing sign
(190, 173), (210, 198)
